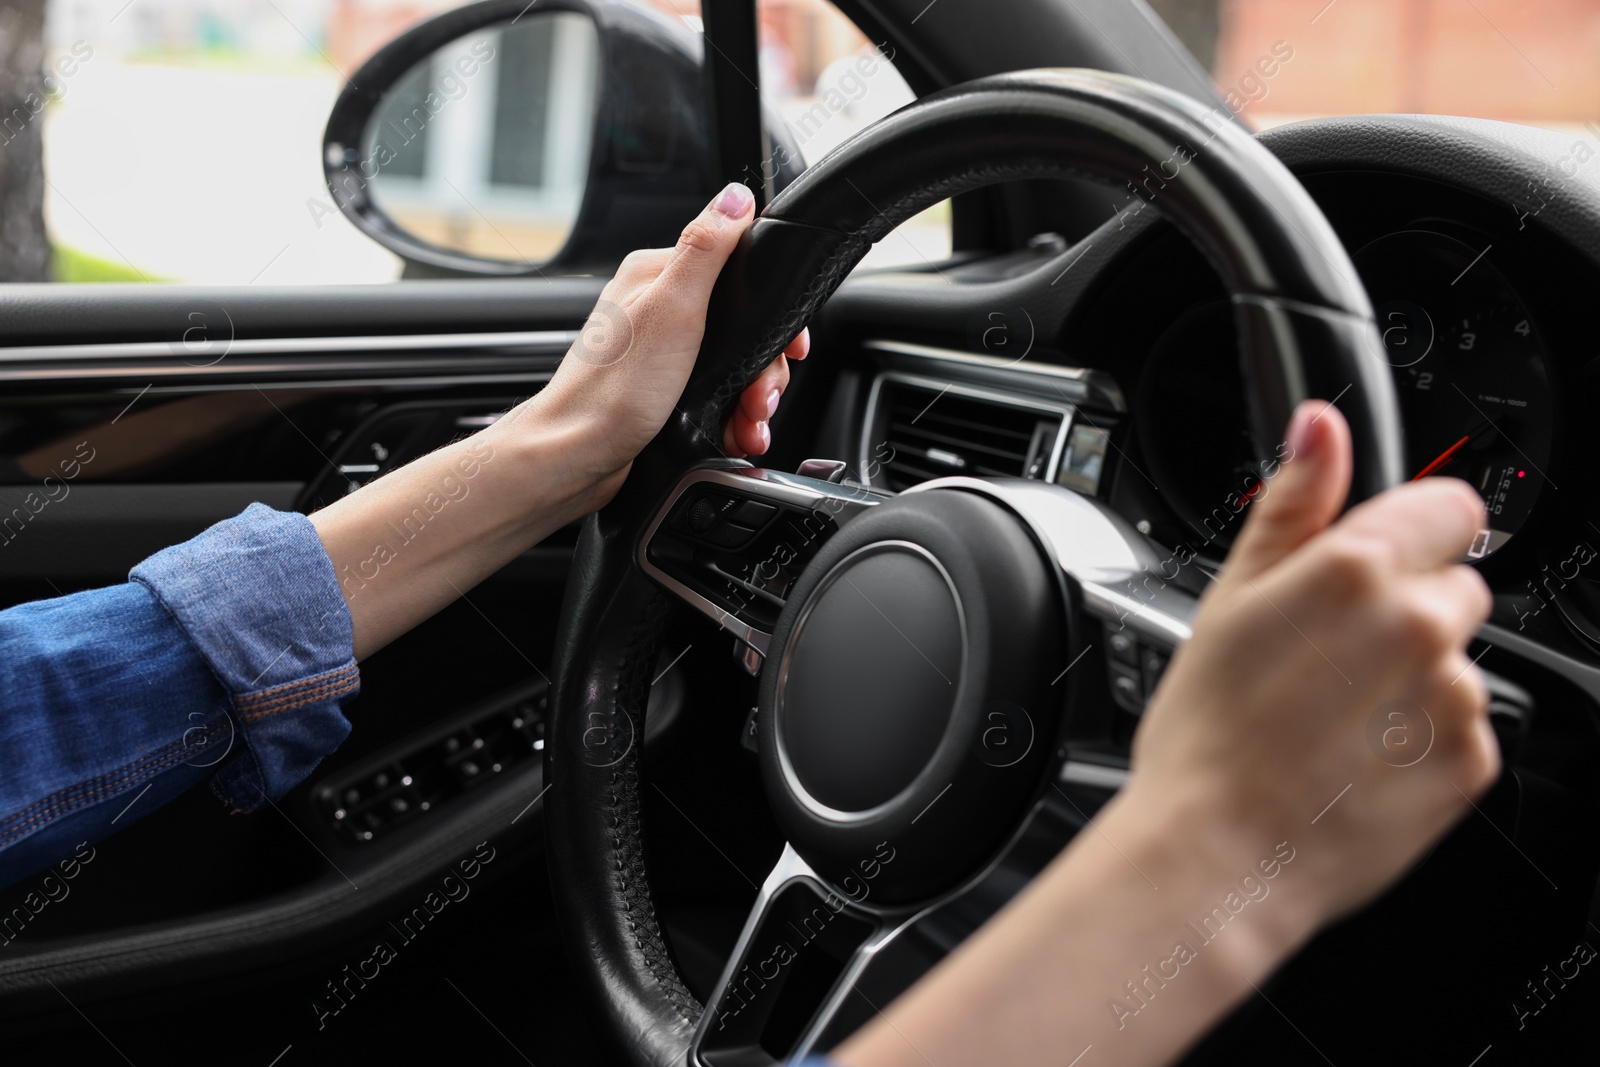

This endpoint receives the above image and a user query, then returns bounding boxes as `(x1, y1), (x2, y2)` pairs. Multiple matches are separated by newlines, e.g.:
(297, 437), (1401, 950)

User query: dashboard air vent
(871, 377), (1065, 492)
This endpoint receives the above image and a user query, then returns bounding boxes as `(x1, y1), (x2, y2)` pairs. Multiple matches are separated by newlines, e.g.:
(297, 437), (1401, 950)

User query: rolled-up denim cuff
(130, 503), (357, 812)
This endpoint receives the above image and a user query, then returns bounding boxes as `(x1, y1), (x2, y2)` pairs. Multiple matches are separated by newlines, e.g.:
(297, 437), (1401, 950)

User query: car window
(1148, 0), (1597, 138)
(34, 0), (429, 284)
(19, 0), (945, 286)
(749, 0), (952, 271)
(647, 0), (952, 272)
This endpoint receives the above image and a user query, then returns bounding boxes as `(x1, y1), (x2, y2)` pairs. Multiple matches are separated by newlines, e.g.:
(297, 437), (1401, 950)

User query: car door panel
(0, 278), (633, 1020)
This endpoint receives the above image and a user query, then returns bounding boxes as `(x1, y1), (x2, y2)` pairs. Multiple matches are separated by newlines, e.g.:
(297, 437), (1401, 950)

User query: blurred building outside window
(15, 0), (1600, 284)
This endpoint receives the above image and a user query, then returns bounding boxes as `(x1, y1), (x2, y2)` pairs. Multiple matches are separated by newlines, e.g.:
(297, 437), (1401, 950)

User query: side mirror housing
(322, 0), (802, 277)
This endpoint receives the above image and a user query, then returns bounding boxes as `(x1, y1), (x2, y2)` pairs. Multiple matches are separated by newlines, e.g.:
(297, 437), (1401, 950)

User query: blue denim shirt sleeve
(0, 504), (357, 887)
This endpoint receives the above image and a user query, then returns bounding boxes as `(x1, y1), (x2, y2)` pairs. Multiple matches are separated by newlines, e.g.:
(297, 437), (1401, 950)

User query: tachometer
(1354, 230), (1553, 559)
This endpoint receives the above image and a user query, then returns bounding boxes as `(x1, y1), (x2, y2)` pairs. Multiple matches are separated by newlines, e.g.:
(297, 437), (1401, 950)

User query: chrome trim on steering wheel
(906, 476), (1198, 647)
(771, 540), (971, 826)
(637, 465), (886, 655)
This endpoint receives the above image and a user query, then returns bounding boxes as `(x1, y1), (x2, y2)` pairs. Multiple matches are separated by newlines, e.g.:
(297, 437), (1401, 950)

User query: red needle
(1412, 434), (1472, 480)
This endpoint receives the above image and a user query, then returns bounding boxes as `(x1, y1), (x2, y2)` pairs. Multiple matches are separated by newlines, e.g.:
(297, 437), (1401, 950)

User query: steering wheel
(544, 68), (1405, 1067)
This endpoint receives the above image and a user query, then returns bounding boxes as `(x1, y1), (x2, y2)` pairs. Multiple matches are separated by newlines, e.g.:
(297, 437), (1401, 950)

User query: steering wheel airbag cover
(762, 490), (1063, 904)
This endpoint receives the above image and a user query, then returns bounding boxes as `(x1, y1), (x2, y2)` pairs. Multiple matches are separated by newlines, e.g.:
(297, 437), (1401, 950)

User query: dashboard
(832, 116), (1600, 670)
(1134, 219), (1557, 562)
(1124, 174), (1573, 566)
(1119, 165), (1595, 656)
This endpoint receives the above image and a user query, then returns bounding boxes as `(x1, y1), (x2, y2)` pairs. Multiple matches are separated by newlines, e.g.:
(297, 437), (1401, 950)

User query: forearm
(308, 183), (801, 661)
(833, 787), (1316, 1067)
(310, 392), (611, 661)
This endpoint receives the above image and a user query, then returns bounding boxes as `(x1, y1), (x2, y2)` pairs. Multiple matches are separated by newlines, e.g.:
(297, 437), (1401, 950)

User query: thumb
(654, 182), (757, 301)
(1224, 399), (1353, 583)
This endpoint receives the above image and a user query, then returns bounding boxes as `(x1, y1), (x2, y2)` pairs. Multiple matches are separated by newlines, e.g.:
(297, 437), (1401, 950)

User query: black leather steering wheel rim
(544, 68), (1404, 1067)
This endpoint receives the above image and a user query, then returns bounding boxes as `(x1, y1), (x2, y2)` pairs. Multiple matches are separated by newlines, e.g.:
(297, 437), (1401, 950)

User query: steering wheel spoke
(908, 476), (1197, 713)
(688, 843), (885, 1066)
(639, 464), (886, 660)
(689, 807), (1067, 1067)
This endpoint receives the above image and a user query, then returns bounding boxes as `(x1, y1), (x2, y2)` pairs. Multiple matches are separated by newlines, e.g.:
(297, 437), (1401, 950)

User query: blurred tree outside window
(0, 0), (51, 282)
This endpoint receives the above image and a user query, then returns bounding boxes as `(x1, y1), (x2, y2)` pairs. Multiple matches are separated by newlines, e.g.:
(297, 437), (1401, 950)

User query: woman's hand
(1124, 399), (1497, 927)
(835, 400), (1497, 1067)
(313, 184), (807, 659)
(523, 181), (809, 498)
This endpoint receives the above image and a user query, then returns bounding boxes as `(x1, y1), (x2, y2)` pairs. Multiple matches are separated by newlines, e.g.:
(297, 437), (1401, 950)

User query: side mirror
(322, 0), (802, 277)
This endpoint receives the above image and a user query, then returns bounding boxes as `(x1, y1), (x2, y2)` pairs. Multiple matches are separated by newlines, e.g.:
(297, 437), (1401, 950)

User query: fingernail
(797, 329), (811, 359)
(756, 420), (771, 452)
(765, 388), (781, 419)
(1284, 401), (1322, 462)
(713, 182), (754, 218)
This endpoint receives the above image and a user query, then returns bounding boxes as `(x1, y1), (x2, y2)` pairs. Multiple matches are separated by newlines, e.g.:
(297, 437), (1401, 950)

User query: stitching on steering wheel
(703, 231), (869, 420)
(608, 582), (702, 1024)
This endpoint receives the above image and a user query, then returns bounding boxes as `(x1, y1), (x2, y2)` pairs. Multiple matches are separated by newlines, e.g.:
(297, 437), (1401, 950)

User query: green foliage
(51, 244), (155, 283)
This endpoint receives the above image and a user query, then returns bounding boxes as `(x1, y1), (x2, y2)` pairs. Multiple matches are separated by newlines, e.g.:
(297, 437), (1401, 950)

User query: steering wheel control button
(685, 494), (732, 533)
(728, 498), (779, 526)
(705, 521), (759, 549)
(671, 491), (779, 550)
(1101, 620), (1174, 714)
(760, 490), (1063, 904)
(1106, 628), (1139, 665)
(1140, 646), (1171, 694)
(644, 472), (886, 649)
(1108, 662), (1144, 712)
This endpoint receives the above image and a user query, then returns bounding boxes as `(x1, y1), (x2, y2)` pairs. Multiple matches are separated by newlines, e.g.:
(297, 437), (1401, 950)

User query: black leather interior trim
(0, 761), (542, 1015)
(0, 331), (576, 363)
(0, 353), (565, 387)
(0, 278), (606, 348)
(1259, 114), (1600, 273)
(841, 0), (1226, 116)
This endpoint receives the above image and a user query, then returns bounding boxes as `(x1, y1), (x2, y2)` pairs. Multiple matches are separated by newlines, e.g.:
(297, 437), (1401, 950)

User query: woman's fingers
(741, 354), (791, 421)
(1227, 400), (1484, 592)
(725, 360), (781, 456)
(1338, 476), (1486, 572)
(653, 182), (757, 302)
(785, 327), (811, 361)
(724, 328), (810, 456)
(1225, 400), (1352, 585)
(725, 414), (771, 458)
